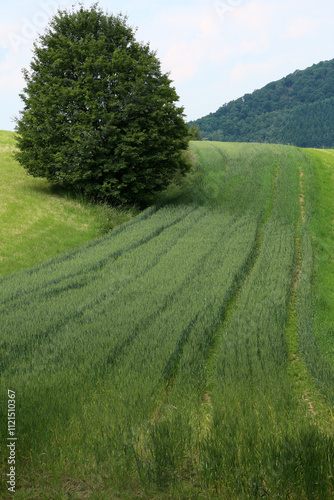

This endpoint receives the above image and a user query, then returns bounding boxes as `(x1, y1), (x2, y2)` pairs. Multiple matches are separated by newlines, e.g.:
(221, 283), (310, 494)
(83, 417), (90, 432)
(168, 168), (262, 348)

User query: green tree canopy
(188, 125), (202, 141)
(15, 3), (190, 205)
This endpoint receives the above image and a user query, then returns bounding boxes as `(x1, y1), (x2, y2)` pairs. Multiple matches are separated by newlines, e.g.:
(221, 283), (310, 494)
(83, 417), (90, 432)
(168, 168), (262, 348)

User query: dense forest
(189, 59), (334, 148)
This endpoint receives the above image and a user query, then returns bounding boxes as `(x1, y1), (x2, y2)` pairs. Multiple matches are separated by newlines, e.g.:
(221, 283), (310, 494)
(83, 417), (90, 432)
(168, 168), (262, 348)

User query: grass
(0, 131), (138, 276)
(304, 149), (334, 364)
(293, 147), (334, 411)
(1, 138), (334, 498)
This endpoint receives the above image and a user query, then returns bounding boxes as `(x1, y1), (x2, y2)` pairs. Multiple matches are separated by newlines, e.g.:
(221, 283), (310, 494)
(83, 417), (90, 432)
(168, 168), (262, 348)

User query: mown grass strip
(294, 148), (334, 411)
(285, 153), (334, 432)
(303, 149), (334, 365)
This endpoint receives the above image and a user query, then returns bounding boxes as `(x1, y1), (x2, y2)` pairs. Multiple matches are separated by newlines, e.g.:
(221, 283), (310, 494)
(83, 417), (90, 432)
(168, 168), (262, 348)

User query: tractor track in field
(147, 160), (282, 438)
(148, 214), (260, 424)
(286, 164), (315, 416)
(0, 208), (211, 373)
(299, 166), (305, 223)
(194, 161), (281, 433)
(0, 206), (196, 309)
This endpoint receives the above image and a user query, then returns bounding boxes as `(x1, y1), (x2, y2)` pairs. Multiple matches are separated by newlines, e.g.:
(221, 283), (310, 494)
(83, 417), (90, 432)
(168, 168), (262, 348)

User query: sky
(1, 0), (334, 131)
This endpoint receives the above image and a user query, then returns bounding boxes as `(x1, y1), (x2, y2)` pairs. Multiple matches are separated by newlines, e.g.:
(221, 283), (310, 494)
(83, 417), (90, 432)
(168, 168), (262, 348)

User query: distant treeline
(189, 59), (334, 148)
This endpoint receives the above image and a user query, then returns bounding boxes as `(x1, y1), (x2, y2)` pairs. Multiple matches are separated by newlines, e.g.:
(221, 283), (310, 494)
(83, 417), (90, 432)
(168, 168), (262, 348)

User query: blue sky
(1, 0), (334, 131)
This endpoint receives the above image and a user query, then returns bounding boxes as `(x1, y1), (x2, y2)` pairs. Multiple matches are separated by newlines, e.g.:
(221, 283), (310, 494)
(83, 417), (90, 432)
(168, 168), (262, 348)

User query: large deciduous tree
(15, 3), (190, 205)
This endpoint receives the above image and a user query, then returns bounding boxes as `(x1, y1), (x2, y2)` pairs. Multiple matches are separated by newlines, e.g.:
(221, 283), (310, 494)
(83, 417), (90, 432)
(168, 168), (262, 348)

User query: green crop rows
(1, 142), (333, 498)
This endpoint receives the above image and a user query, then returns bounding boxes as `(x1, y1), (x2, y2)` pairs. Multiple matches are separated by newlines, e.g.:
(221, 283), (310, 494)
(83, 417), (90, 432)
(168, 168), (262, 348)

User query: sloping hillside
(1, 142), (334, 499)
(0, 131), (137, 275)
(189, 59), (334, 147)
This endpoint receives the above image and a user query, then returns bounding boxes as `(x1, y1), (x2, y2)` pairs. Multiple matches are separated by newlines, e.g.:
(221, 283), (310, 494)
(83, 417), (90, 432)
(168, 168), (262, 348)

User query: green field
(0, 131), (137, 276)
(0, 138), (334, 498)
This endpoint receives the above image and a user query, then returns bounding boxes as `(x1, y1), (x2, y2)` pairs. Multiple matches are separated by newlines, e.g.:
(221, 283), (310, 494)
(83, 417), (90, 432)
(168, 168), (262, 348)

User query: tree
(15, 3), (190, 205)
(188, 125), (202, 141)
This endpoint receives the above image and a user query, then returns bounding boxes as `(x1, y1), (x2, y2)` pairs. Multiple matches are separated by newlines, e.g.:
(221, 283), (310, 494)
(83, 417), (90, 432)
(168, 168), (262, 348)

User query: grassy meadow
(0, 131), (138, 276)
(0, 136), (334, 498)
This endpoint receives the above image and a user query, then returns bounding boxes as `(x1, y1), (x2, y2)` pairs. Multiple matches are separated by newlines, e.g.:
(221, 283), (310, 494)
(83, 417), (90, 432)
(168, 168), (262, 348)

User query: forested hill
(189, 58), (334, 148)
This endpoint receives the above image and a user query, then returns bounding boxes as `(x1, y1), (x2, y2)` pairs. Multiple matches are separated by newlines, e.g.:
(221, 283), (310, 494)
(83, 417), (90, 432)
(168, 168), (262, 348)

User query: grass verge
(304, 149), (334, 365)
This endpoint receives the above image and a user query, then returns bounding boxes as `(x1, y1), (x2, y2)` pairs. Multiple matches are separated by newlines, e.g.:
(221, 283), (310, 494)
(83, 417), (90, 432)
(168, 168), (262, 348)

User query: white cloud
(163, 41), (204, 81)
(0, 21), (34, 55)
(1, 0), (334, 131)
(158, 7), (224, 81)
(162, 0), (280, 81)
(230, 55), (286, 86)
(233, 1), (270, 29)
(0, 66), (24, 93)
(232, 1), (279, 53)
(283, 16), (320, 39)
(0, 40), (26, 94)
(153, 1), (291, 85)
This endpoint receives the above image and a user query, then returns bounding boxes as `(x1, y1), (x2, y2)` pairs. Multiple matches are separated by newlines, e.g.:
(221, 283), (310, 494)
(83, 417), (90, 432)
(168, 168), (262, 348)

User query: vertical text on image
(7, 390), (16, 494)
